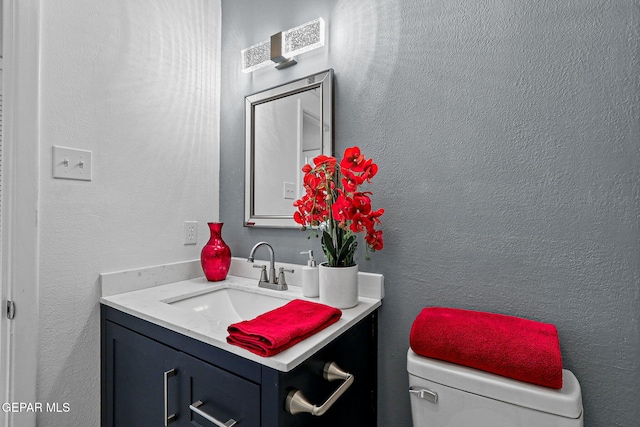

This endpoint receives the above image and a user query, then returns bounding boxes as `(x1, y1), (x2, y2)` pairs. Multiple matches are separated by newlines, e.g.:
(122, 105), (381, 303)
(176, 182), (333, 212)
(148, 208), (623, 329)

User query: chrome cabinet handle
(163, 369), (177, 426)
(189, 400), (237, 427)
(285, 362), (354, 416)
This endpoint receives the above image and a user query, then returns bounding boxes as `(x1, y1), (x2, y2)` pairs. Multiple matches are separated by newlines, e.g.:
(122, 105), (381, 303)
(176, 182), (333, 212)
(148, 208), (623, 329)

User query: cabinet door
(261, 313), (377, 427)
(181, 353), (260, 427)
(104, 322), (182, 427)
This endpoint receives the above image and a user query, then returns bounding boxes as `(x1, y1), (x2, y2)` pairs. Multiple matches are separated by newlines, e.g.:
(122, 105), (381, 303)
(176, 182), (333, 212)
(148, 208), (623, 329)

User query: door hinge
(6, 300), (15, 319)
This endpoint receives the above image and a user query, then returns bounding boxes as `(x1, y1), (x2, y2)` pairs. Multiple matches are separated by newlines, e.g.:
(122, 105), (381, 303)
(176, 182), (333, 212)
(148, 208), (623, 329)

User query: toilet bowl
(407, 349), (583, 426)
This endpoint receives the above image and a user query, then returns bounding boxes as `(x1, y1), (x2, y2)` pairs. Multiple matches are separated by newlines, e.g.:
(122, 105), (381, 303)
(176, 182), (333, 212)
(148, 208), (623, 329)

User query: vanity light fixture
(241, 18), (325, 73)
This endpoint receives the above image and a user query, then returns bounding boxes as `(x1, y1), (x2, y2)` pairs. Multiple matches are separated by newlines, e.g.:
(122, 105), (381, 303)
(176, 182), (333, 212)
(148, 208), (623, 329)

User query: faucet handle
(277, 268), (294, 286)
(253, 264), (269, 283)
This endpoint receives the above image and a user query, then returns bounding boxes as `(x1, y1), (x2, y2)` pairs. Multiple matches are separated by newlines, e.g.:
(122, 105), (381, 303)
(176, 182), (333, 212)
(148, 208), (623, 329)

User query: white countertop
(100, 272), (382, 372)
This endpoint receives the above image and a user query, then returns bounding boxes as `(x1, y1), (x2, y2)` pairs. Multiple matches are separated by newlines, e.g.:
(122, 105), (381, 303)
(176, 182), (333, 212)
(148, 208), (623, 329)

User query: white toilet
(407, 349), (583, 426)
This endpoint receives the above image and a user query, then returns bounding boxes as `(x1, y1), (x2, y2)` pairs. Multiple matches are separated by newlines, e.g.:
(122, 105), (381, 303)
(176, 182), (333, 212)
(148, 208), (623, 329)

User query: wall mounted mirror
(245, 69), (333, 228)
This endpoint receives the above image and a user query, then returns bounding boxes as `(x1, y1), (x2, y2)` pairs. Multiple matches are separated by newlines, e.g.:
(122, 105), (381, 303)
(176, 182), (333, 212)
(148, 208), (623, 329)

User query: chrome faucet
(247, 241), (292, 291)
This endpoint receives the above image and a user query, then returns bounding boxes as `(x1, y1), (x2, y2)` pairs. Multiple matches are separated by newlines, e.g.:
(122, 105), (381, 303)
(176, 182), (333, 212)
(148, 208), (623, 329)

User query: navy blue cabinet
(183, 352), (260, 427)
(104, 322), (181, 427)
(101, 305), (377, 426)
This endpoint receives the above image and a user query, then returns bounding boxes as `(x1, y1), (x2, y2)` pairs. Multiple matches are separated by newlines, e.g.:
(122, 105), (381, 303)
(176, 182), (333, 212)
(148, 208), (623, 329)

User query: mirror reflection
(245, 70), (333, 228)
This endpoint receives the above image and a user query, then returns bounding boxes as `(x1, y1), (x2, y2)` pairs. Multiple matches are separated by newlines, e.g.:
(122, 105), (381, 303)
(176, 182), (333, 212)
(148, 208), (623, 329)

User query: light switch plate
(283, 182), (295, 200)
(52, 146), (92, 181)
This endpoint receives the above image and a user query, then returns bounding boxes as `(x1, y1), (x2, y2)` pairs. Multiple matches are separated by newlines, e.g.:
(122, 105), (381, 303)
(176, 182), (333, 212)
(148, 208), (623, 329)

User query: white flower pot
(318, 263), (359, 309)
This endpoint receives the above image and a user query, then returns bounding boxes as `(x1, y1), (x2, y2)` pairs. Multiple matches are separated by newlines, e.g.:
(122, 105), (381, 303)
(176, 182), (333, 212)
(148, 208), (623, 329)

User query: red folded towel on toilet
(227, 299), (342, 357)
(410, 307), (563, 389)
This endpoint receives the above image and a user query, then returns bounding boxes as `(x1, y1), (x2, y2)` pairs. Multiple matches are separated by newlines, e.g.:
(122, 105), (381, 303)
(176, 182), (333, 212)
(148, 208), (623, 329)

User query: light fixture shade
(241, 39), (272, 73)
(241, 17), (326, 73)
(282, 17), (325, 58)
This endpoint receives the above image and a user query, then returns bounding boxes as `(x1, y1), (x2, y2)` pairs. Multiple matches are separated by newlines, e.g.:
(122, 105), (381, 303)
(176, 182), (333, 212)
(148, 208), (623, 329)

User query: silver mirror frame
(244, 69), (334, 228)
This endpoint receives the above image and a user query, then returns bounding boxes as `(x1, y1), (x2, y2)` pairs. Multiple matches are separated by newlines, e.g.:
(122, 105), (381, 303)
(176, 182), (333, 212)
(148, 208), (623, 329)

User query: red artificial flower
(331, 192), (352, 223)
(360, 159), (379, 182)
(313, 154), (336, 165)
(313, 154), (337, 174)
(365, 230), (384, 251)
(303, 172), (322, 189)
(340, 146), (366, 172)
(341, 169), (364, 193)
(366, 208), (385, 229)
(293, 146), (385, 264)
(293, 211), (305, 225)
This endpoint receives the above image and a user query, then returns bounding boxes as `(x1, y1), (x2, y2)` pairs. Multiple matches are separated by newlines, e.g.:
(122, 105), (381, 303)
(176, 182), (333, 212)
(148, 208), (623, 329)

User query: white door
(1, 1), (40, 426)
(0, 56), (6, 421)
(0, 55), (8, 424)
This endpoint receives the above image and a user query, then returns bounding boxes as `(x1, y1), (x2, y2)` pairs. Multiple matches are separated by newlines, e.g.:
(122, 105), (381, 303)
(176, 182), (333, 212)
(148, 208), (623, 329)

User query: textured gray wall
(220, 1), (640, 426)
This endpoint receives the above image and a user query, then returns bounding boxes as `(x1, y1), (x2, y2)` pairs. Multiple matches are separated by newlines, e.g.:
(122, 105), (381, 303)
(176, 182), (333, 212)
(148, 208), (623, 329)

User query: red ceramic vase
(200, 222), (232, 281)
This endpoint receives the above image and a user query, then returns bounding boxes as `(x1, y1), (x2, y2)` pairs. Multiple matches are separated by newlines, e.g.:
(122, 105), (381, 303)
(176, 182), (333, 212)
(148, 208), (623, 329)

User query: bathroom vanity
(100, 261), (383, 427)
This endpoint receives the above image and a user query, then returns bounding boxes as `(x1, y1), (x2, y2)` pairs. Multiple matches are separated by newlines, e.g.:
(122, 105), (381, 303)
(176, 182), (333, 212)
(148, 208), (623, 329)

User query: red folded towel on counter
(410, 307), (563, 389)
(227, 299), (342, 357)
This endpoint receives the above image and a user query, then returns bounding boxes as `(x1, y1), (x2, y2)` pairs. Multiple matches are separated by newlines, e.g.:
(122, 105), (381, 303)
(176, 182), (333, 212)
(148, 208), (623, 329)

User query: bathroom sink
(167, 287), (290, 323)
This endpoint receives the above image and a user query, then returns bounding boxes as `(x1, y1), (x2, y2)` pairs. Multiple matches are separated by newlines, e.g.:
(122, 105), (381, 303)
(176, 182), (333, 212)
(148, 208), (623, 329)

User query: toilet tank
(407, 349), (583, 427)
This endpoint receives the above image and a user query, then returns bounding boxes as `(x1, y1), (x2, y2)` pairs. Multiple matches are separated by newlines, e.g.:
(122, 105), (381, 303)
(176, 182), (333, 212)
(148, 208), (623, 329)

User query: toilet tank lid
(407, 349), (583, 419)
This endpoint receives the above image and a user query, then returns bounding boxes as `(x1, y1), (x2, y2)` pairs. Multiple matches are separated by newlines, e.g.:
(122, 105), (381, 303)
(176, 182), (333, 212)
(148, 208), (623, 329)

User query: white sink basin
(167, 287), (290, 323)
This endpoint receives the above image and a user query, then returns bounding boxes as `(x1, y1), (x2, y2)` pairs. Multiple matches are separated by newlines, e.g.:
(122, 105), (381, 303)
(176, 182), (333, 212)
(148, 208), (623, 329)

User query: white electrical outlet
(184, 221), (198, 245)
